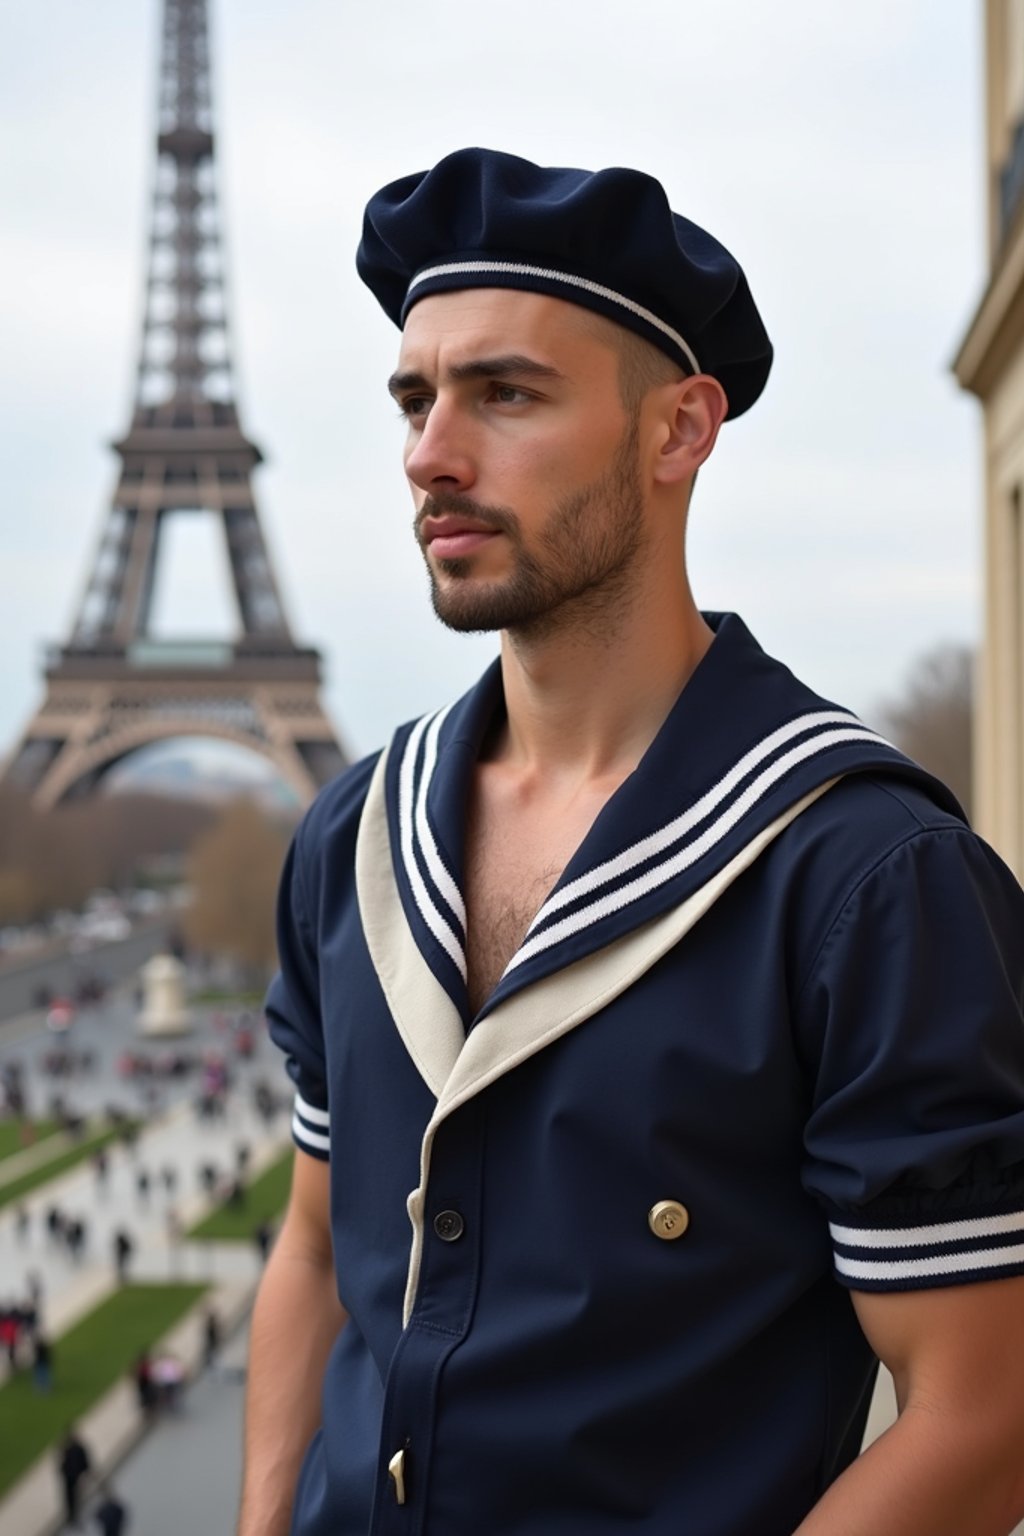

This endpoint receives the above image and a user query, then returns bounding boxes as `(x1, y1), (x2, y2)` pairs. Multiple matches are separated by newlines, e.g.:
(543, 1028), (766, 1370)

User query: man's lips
(421, 516), (501, 559)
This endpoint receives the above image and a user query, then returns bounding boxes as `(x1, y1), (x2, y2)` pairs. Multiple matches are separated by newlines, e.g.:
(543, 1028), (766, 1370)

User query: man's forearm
(793, 1403), (1024, 1536)
(237, 1242), (348, 1536)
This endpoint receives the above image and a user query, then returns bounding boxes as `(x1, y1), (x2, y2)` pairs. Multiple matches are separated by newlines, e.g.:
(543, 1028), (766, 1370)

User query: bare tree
(0, 785), (218, 925)
(183, 798), (292, 978)
(873, 644), (973, 817)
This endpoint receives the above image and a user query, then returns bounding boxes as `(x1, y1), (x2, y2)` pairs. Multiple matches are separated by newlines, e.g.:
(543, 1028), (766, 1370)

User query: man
(241, 149), (1024, 1535)
(58, 1426), (91, 1529)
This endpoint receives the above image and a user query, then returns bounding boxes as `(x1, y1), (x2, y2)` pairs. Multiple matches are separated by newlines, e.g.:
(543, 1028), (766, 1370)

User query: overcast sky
(1, 2), (987, 772)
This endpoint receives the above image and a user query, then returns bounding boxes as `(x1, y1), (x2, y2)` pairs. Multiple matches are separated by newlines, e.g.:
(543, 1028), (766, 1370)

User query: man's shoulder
(296, 748), (382, 854)
(290, 702), (444, 874)
(765, 767), (1020, 969)
(774, 767), (974, 897)
(794, 767), (966, 848)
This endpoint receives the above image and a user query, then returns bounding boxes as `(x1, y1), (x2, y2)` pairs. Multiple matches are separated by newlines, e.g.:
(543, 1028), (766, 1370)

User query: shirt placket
(369, 1099), (485, 1535)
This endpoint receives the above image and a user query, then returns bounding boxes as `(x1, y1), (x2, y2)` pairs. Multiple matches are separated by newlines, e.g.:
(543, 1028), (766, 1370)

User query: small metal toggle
(388, 1447), (407, 1505)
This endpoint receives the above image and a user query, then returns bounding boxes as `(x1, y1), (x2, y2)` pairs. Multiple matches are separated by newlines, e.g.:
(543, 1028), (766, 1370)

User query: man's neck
(494, 595), (713, 786)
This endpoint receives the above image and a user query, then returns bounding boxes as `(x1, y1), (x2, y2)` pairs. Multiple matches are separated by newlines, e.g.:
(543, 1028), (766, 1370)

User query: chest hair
(463, 843), (564, 1016)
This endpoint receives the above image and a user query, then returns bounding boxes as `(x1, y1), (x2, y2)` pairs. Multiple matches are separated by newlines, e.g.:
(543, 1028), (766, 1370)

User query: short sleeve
(798, 826), (1024, 1291)
(264, 826), (330, 1162)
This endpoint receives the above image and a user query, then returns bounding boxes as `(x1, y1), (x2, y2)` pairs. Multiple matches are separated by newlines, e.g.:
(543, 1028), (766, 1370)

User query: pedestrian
(57, 1427), (91, 1528)
(133, 1351), (156, 1416)
(160, 1162), (178, 1196)
(238, 148), (1024, 1535)
(202, 1308), (221, 1371)
(20, 1296), (38, 1342)
(66, 1217), (87, 1263)
(92, 1482), (128, 1535)
(165, 1207), (183, 1269)
(32, 1332), (52, 1393)
(25, 1268), (43, 1310)
(134, 1167), (150, 1206)
(92, 1148), (109, 1189)
(112, 1229), (134, 1284)
(253, 1221), (272, 1265)
(235, 1140), (251, 1175)
(0, 1305), (20, 1368)
(253, 1080), (277, 1127)
(13, 1203), (29, 1243)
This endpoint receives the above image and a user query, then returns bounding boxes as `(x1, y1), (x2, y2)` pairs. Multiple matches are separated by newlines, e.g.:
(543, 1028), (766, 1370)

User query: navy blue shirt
(267, 614), (1024, 1536)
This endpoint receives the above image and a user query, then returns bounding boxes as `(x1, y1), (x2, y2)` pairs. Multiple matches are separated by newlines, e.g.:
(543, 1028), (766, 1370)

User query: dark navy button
(433, 1209), (464, 1242)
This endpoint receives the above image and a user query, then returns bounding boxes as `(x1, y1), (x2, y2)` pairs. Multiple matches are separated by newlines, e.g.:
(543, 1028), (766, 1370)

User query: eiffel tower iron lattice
(2, 0), (346, 810)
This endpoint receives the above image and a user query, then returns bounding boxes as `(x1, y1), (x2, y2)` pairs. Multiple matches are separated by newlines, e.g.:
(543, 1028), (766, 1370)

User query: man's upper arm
(853, 1276), (1024, 1422)
(852, 1276), (1024, 1514)
(279, 1148), (335, 1270)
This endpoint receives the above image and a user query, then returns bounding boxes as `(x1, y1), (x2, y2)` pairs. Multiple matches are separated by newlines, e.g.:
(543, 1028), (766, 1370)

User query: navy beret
(357, 147), (772, 419)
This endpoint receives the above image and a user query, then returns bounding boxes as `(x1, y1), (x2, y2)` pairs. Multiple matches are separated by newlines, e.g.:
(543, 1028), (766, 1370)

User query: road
(0, 922), (173, 1024)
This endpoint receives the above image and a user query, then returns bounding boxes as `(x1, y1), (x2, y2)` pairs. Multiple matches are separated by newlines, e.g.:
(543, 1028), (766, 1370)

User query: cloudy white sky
(1, 2), (987, 771)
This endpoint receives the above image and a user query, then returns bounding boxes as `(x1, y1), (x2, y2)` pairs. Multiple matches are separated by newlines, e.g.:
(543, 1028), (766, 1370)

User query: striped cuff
(291, 1091), (330, 1161)
(830, 1208), (1024, 1291)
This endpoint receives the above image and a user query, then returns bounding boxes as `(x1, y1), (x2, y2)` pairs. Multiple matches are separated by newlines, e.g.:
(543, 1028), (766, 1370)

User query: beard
(415, 420), (647, 641)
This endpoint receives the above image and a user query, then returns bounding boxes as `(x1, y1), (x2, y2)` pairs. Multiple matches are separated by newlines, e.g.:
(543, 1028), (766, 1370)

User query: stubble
(416, 420), (646, 645)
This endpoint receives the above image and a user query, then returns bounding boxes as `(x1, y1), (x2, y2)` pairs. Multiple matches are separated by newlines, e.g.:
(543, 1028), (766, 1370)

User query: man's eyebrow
(386, 354), (565, 398)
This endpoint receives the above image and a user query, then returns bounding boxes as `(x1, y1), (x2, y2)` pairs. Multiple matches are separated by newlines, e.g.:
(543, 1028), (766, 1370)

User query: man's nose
(404, 400), (476, 495)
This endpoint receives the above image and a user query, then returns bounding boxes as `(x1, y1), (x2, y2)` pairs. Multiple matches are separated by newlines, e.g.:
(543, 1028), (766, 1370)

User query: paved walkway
(0, 985), (290, 1536)
(94, 1318), (253, 1535)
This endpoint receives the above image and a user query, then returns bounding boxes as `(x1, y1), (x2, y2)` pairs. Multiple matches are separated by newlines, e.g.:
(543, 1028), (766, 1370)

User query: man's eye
(493, 385), (528, 404)
(399, 396), (430, 419)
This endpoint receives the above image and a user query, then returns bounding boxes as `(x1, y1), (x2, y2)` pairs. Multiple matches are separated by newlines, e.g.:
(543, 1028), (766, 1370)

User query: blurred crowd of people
(0, 982), (288, 1530)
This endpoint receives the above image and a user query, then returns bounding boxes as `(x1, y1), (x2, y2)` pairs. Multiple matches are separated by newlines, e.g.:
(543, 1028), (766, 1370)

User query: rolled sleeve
(265, 829), (331, 1162)
(798, 826), (1024, 1291)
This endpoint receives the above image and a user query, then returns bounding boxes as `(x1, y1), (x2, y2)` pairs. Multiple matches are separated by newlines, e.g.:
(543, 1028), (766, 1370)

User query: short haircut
(574, 309), (686, 414)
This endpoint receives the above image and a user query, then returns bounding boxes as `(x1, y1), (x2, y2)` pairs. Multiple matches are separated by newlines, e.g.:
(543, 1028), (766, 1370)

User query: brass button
(648, 1200), (689, 1240)
(433, 1209), (464, 1242)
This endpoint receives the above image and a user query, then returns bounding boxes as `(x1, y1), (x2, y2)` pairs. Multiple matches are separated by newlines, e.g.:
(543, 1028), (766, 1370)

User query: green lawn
(0, 1123), (138, 1211)
(0, 1120), (59, 1164)
(0, 1283), (207, 1497)
(189, 1147), (293, 1240)
(188, 988), (266, 1006)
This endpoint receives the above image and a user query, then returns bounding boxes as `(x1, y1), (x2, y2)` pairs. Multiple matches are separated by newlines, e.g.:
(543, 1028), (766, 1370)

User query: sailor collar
(367, 613), (944, 1036)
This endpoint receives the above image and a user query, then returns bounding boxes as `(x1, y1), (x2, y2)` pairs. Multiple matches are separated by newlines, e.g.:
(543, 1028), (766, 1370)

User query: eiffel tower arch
(2, 0), (346, 811)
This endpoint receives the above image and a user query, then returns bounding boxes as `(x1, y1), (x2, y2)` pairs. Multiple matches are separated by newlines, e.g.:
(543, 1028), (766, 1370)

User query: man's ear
(651, 375), (729, 487)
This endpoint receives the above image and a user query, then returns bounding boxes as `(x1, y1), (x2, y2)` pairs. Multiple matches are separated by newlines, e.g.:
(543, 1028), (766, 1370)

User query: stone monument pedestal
(137, 953), (193, 1037)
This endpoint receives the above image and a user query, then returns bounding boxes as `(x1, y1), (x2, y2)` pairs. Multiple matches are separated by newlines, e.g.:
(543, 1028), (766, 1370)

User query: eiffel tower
(2, 0), (346, 810)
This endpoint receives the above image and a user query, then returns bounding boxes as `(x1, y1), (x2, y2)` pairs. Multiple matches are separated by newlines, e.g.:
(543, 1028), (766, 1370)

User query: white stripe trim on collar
(399, 711), (466, 980)
(529, 711), (871, 935)
(294, 1091), (329, 1128)
(415, 702), (465, 930)
(407, 260), (701, 376)
(506, 722), (890, 975)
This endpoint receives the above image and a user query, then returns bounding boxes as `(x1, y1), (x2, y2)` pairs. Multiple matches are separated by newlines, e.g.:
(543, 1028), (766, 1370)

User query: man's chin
(429, 580), (537, 635)
(429, 597), (507, 634)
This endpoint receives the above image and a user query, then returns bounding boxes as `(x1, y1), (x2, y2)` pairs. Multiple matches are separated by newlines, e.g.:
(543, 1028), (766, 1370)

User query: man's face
(389, 289), (647, 640)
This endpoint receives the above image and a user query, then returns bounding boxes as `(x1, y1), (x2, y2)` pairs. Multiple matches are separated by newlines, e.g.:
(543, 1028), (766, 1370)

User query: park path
(0, 988), (291, 1535)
